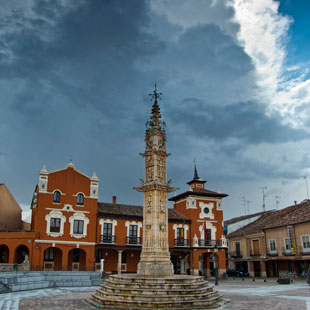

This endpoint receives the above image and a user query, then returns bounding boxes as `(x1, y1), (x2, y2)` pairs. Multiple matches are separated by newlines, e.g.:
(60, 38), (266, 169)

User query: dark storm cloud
(168, 98), (308, 144)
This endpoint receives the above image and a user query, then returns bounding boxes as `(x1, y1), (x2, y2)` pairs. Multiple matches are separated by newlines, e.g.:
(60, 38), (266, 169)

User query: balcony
(174, 238), (189, 247)
(126, 237), (142, 245)
(282, 247), (295, 256)
(249, 250), (261, 257)
(198, 239), (223, 247)
(267, 249), (278, 256)
(299, 246), (310, 255)
(230, 251), (242, 258)
(100, 235), (116, 244)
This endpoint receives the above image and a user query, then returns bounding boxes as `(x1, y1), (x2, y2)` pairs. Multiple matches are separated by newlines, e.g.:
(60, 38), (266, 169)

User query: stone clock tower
(134, 85), (176, 277)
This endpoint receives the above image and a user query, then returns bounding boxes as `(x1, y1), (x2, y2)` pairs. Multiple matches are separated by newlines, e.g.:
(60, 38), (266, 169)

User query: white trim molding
(69, 213), (89, 239)
(125, 221), (142, 237)
(45, 210), (66, 237)
(199, 222), (217, 240)
(199, 202), (214, 219)
(186, 197), (196, 209)
(173, 224), (189, 239)
(35, 239), (96, 245)
(99, 219), (117, 235)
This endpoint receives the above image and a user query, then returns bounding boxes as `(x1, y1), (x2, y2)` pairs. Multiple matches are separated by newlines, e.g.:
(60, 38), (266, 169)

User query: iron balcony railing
(126, 237), (142, 245)
(100, 235), (116, 244)
(230, 251), (242, 258)
(174, 238), (189, 247)
(198, 239), (223, 247)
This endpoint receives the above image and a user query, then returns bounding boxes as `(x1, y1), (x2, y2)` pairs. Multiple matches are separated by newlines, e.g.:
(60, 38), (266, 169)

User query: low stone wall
(0, 263), (30, 272)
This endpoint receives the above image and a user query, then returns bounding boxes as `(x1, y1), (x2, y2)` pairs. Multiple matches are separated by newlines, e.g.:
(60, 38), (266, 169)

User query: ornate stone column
(134, 85), (176, 277)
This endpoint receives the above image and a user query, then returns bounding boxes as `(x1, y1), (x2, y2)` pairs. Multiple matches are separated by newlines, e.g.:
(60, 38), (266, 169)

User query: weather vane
(149, 83), (163, 101)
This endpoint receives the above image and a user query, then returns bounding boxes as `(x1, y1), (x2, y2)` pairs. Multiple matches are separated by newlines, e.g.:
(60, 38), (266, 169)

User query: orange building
(0, 162), (228, 276)
(169, 166), (228, 276)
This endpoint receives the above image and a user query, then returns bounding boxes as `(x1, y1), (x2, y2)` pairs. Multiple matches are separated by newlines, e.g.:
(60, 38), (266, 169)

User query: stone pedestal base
(90, 274), (228, 309)
(137, 261), (174, 277)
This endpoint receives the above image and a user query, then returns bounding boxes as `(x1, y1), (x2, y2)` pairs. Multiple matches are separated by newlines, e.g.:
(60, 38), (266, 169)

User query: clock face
(204, 207), (209, 214)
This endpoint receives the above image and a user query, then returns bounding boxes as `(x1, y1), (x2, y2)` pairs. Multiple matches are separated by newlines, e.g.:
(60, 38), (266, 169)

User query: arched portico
(0, 244), (9, 263)
(43, 247), (62, 270)
(14, 245), (29, 264)
(68, 248), (86, 271)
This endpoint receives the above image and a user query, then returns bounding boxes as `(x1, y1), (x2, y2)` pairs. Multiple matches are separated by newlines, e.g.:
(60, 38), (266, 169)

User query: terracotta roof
(97, 202), (191, 223)
(228, 200), (310, 237)
(169, 188), (228, 201)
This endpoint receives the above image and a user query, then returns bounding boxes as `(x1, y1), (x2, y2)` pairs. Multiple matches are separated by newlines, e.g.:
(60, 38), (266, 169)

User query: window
(77, 193), (84, 205)
(284, 238), (290, 250)
(73, 220), (84, 234)
(205, 229), (212, 241)
(121, 251), (127, 264)
(50, 218), (61, 233)
(44, 248), (54, 261)
(235, 242), (241, 255)
(129, 225), (137, 241)
(269, 240), (276, 251)
(302, 236), (310, 249)
(102, 223), (113, 242)
(177, 227), (184, 239)
(53, 191), (61, 203)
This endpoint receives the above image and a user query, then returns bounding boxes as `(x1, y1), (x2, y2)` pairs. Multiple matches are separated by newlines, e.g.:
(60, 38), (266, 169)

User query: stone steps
(100, 283), (213, 295)
(90, 294), (223, 309)
(90, 274), (224, 309)
(0, 271), (101, 293)
(95, 290), (219, 302)
(9, 280), (50, 292)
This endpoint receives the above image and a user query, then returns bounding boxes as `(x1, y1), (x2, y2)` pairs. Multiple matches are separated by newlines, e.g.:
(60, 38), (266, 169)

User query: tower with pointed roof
(134, 85), (176, 277)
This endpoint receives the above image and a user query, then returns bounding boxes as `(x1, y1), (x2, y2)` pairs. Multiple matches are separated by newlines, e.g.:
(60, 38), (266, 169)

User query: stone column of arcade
(90, 85), (227, 309)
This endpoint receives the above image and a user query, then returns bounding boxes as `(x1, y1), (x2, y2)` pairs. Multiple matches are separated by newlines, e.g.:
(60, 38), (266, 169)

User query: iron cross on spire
(149, 83), (163, 101)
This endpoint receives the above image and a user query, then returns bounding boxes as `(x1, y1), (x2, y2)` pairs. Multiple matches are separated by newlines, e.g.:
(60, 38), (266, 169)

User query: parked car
(226, 269), (249, 277)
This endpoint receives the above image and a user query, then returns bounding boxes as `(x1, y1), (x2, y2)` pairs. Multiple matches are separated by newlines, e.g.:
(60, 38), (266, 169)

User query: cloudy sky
(0, 0), (309, 221)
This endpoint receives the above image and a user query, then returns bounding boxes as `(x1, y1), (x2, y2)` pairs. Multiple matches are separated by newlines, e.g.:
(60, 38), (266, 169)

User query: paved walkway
(216, 278), (310, 310)
(0, 287), (97, 310)
(0, 278), (309, 309)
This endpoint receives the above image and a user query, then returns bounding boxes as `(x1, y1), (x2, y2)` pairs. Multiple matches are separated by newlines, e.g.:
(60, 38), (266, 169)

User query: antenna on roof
(246, 200), (251, 215)
(241, 196), (246, 215)
(259, 186), (267, 212)
(275, 195), (280, 209)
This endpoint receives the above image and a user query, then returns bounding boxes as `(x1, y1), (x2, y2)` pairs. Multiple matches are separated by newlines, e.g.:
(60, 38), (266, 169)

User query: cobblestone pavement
(0, 278), (309, 310)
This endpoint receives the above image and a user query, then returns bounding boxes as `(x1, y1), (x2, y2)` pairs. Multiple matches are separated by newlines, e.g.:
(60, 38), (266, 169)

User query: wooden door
(253, 240), (260, 255)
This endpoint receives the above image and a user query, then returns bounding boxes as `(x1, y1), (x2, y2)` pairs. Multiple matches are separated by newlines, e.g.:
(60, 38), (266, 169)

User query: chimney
(112, 196), (117, 204)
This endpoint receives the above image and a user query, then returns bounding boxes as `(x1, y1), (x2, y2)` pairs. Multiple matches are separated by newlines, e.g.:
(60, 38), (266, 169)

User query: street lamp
(214, 245), (219, 286)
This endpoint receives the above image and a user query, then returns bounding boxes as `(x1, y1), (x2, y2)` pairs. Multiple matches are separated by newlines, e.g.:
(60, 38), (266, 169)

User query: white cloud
(232, 0), (310, 128)
(20, 203), (32, 223)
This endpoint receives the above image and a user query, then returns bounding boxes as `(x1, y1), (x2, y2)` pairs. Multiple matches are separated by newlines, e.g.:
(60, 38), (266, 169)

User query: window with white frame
(50, 218), (61, 233)
(73, 220), (84, 234)
(284, 238), (290, 251)
(125, 221), (142, 244)
(302, 235), (310, 249)
(69, 213), (89, 239)
(45, 211), (66, 237)
(269, 239), (277, 252)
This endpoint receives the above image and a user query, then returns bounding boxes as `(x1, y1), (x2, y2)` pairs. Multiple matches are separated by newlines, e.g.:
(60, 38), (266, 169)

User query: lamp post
(214, 245), (219, 286)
